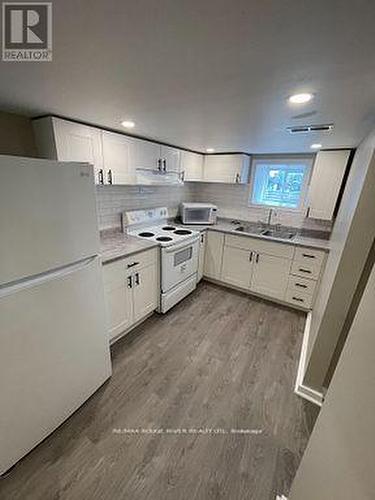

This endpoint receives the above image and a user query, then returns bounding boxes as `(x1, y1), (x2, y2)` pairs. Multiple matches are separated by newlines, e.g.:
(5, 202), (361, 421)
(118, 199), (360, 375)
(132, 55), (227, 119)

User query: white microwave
(181, 203), (218, 225)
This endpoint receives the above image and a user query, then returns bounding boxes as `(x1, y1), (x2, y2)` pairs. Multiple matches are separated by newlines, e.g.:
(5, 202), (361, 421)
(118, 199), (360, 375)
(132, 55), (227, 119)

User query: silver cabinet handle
(157, 159), (162, 172)
(127, 275), (133, 289)
(249, 251), (253, 262)
(162, 159), (167, 172)
(256, 253), (259, 263)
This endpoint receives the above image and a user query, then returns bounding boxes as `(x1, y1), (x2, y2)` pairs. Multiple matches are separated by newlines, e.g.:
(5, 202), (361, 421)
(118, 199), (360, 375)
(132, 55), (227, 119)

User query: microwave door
(184, 208), (210, 224)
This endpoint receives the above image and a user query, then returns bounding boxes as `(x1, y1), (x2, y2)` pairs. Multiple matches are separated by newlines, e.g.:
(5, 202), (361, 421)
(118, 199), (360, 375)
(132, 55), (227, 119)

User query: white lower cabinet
(204, 231), (224, 279)
(250, 253), (291, 300)
(197, 232), (206, 282)
(221, 245), (253, 289)
(103, 249), (158, 342)
(132, 263), (158, 323)
(209, 232), (327, 310)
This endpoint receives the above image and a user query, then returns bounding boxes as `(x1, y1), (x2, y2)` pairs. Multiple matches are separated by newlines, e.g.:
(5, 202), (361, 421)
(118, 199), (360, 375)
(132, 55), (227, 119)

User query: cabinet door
(181, 151), (204, 181)
(197, 232), (206, 282)
(203, 154), (249, 184)
(204, 231), (224, 279)
(133, 138), (161, 170)
(101, 131), (136, 185)
(53, 118), (103, 184)
(250, 253), (291, 300)
(103, 263), (134, 341)
(161, 145), (181, 172)
(133, 264), (158, 323)
(308, 150), (350, 220)
(221, 245), (253, 289)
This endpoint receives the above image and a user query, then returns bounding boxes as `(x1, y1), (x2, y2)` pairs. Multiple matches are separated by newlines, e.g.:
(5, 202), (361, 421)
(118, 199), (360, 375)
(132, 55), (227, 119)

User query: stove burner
(174, 229), (192, 235)
(162, 226), (176, 231)
(138, 231), (155, 237)
(156, 236), (173, 242)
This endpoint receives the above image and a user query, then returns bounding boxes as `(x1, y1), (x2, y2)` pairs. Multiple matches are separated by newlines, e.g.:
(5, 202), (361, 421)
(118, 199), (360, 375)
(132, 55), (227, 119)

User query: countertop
(100, 229), (159, 264)
(100, 218), (330, 265)
(176, 219), (331, 251)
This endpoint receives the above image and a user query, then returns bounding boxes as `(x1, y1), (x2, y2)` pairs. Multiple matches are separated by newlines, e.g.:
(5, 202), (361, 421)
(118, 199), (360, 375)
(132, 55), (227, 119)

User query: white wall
(304, 129), (375, 389)
(290, 257), (375, 500)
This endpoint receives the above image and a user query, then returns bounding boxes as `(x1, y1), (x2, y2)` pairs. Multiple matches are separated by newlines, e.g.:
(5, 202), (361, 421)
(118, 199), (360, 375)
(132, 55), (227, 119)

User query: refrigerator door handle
(0, 256), (98, 298)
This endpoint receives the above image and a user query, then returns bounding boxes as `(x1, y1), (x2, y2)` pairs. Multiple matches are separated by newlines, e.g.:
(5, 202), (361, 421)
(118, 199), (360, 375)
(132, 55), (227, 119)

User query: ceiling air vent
(287, 123), (334, 134)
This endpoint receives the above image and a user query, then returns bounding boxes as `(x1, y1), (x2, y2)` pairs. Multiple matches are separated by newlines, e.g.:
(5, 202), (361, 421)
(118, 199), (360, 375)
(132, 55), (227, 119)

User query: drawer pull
(295, 283), (308, 289)
(298, 268), (311, 274)
(302, 253), (316, 259)
(127, 262), (139, 269)
(292, 296), (305, 303)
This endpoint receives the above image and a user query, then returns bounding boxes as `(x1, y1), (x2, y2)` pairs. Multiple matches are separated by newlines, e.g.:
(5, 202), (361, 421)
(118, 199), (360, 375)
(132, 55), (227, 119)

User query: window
(249, 158), (312, 210)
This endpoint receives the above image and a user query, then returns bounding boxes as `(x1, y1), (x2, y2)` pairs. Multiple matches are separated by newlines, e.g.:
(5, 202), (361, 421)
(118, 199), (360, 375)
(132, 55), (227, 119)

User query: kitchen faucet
(267, 208), (276, 226)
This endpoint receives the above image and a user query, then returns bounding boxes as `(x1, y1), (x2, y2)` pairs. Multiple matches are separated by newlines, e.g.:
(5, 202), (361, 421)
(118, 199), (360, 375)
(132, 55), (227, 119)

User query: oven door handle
(163, 236), (200, 253)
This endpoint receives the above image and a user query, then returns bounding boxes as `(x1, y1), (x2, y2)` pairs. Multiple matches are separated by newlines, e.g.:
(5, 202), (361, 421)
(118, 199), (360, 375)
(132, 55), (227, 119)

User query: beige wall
(0, 111), (36, 157)
(304, 129), (375, 389)
(290, 254), (375, 500)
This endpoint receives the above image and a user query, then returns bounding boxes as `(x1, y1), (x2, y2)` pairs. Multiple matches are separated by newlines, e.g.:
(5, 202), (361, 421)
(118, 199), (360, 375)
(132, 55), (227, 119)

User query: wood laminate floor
(0, 282), (318, 500)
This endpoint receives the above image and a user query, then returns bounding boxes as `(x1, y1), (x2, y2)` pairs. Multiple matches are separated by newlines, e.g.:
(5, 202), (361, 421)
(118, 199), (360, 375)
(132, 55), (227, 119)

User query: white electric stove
(122, 207), (200, 313)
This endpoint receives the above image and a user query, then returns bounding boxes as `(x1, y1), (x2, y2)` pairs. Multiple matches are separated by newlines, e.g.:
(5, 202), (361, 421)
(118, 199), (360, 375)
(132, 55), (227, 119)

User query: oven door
(161, 237), (199, 293)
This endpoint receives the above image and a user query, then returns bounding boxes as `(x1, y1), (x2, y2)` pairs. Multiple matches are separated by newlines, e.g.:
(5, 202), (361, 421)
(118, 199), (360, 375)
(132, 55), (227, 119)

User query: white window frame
(248, 156), (314, 213)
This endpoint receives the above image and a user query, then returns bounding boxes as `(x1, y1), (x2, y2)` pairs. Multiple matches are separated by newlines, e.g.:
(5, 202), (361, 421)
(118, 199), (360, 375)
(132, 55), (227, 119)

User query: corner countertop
(100, 229), (159, 265)
(175, 219), (331, 252)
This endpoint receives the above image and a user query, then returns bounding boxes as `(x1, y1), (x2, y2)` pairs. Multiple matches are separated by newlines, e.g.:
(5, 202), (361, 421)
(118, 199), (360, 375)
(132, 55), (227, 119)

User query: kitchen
(0, 2), (375, 500)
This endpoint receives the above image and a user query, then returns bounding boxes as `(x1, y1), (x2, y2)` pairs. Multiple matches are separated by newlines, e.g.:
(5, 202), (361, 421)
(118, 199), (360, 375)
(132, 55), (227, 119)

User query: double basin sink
(234, 224), (297, 241)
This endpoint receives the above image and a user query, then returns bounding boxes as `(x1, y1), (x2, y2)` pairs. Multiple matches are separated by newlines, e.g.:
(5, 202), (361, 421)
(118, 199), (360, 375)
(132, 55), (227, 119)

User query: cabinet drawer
(103, 248), (158, 287)
(294, 247), (326, 267)
(287, 275), (316, 297)
(225, 234), (294, 259)
(285, 288), (313, 309)
(291, 258), (323, 280)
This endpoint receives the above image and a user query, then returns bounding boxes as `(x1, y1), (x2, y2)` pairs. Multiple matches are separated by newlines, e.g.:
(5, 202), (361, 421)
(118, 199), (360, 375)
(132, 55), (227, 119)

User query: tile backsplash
(188, 182), (332, 231)
(96, 184), (194, 230)
(96, 182), (332, 232)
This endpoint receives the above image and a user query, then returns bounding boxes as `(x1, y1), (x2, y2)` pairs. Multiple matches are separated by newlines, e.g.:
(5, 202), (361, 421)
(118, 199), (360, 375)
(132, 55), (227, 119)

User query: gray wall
(290, 254), (375, 500)
(0, 111), (36, 157)
(304, 129), (375, 389)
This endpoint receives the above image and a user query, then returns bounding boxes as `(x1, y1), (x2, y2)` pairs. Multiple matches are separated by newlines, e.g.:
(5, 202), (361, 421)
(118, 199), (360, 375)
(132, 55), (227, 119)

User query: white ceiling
(1, 0), (374, 153)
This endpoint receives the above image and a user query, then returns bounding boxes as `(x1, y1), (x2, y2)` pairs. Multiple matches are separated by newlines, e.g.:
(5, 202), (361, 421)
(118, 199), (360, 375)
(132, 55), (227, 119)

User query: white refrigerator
(0, 155), (112, 475)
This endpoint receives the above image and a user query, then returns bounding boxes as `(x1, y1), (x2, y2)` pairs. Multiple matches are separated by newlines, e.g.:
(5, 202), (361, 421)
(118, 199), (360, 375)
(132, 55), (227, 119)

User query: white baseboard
(294, 311), (324, 407)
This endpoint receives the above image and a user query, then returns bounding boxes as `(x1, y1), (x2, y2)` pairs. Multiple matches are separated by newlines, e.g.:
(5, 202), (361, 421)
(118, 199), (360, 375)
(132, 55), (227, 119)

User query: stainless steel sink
(261, 229), (296, 240)
(234, 225), (264, 235)
(234, 225), (297, 240)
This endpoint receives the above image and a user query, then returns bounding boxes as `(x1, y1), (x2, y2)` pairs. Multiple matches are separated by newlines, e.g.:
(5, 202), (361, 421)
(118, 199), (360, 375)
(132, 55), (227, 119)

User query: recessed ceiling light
(121, 120), (135, 129)
(206, 148), (215, 153)
(288, 93), (314, 104)
(310, 143), (322, 149)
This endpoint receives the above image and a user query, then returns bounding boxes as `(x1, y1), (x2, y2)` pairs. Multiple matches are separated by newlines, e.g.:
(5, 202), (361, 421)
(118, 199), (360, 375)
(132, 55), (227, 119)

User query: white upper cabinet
(101, 131), (136, 185)
(203, 154), (250, 184)
(181, 151), (204, 181)
(161, 145), (181, 173)
(307, 150), (351, 220)
(33, 117), (104, 184)
(132, 138), (161, 171)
